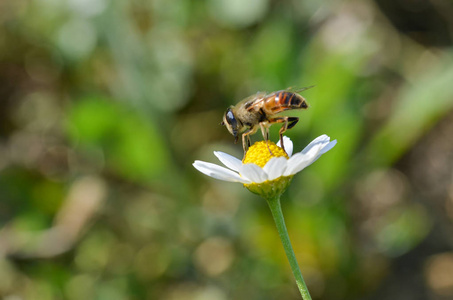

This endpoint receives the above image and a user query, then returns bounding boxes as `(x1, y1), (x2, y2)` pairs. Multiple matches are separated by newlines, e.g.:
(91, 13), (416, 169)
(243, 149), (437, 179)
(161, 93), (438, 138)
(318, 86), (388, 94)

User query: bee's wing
(238, 91), (267, 111)
(244, 86), (314, 108)
(284, 85), (315, 94)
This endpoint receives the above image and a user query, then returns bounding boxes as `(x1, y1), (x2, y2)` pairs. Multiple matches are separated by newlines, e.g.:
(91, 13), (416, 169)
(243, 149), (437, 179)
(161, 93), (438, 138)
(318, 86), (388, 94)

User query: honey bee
(221, 87), (312, 153)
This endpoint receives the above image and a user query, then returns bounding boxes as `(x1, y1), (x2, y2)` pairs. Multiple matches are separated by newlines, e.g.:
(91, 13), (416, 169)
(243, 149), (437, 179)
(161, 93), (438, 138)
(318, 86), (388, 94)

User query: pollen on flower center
(242, 141), (289, 167)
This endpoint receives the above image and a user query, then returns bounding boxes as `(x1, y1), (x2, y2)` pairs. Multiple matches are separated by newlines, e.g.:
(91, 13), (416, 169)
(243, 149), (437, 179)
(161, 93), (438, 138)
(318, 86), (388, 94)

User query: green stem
(266, 196), (312, 300)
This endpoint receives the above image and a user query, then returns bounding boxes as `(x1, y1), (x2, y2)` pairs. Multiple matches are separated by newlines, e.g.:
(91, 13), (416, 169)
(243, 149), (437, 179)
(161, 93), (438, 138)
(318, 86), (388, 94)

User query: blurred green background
(1, 0), (453, 299)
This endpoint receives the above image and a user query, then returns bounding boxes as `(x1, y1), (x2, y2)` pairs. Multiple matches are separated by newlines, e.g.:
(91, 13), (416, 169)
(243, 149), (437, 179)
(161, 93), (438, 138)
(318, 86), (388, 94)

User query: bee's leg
(284, 117), (299, 131)
(242, 130), (254, 154)
(242, 134), (248, 153)
(267, 117), (299, 153)
(259, 122), (272, 155)
(279, 117), (299, 152)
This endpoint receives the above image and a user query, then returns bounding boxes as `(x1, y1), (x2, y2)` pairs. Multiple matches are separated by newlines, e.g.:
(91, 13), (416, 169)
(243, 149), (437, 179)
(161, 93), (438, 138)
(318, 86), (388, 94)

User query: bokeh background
(1, 0), (453, 299)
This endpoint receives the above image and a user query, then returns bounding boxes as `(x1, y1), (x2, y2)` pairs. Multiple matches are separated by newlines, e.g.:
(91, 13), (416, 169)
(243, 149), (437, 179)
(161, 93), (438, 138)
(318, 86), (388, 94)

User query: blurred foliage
(1, 0), (453, 299)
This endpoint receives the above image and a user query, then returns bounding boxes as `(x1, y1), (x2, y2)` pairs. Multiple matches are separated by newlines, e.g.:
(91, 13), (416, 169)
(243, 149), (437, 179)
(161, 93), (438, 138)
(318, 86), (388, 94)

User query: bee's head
(221, 107), (242, 143)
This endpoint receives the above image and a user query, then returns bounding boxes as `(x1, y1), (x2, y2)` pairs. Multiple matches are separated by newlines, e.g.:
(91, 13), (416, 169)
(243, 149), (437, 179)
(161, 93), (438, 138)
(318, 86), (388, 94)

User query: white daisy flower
(193, 135), (336, 198)
(193, 134), (337, 299)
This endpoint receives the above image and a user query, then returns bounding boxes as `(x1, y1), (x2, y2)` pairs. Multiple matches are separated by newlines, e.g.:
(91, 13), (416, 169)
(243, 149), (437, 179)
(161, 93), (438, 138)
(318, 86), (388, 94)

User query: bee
(221, 87), (312, 153)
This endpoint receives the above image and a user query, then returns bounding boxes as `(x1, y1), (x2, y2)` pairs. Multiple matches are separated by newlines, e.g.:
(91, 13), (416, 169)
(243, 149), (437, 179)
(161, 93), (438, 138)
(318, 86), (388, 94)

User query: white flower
(193, 135), (336, 295)
(193, 135), (337, 185)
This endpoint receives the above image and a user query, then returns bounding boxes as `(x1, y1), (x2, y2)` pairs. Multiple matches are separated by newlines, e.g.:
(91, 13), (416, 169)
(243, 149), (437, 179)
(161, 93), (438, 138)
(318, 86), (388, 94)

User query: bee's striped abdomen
(264, 91), (308, 113)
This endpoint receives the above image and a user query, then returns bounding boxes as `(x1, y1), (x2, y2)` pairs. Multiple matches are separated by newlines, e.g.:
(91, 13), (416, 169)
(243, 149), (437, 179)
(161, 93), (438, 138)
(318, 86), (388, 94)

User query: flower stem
(266, 196), (312, 300)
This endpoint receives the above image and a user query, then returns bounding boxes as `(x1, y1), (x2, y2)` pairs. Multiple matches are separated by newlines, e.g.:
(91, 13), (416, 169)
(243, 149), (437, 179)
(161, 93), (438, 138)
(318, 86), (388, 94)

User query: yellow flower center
(241, 141), (292, 199)
(242, 141), (289, 167)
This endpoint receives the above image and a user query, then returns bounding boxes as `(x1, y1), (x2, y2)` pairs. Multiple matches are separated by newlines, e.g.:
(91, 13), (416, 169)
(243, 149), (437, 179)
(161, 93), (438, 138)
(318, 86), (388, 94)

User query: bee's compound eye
(225, 109), (237, 128)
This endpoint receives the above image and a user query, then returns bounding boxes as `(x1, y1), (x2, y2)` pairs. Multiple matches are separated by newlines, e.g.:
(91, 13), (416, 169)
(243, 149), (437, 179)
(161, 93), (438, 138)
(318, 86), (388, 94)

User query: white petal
(214, 151), (242, 172)
(240, 163), (267, 183)
(301, 135), (330, 155)
(193, 161), (251, 184)
(283, 135), (336, 176)
(313, 140), (337, 162)
(277, 136), (293, 157)
(283, 153), (313, 176)
(263, 156), (288, 181)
